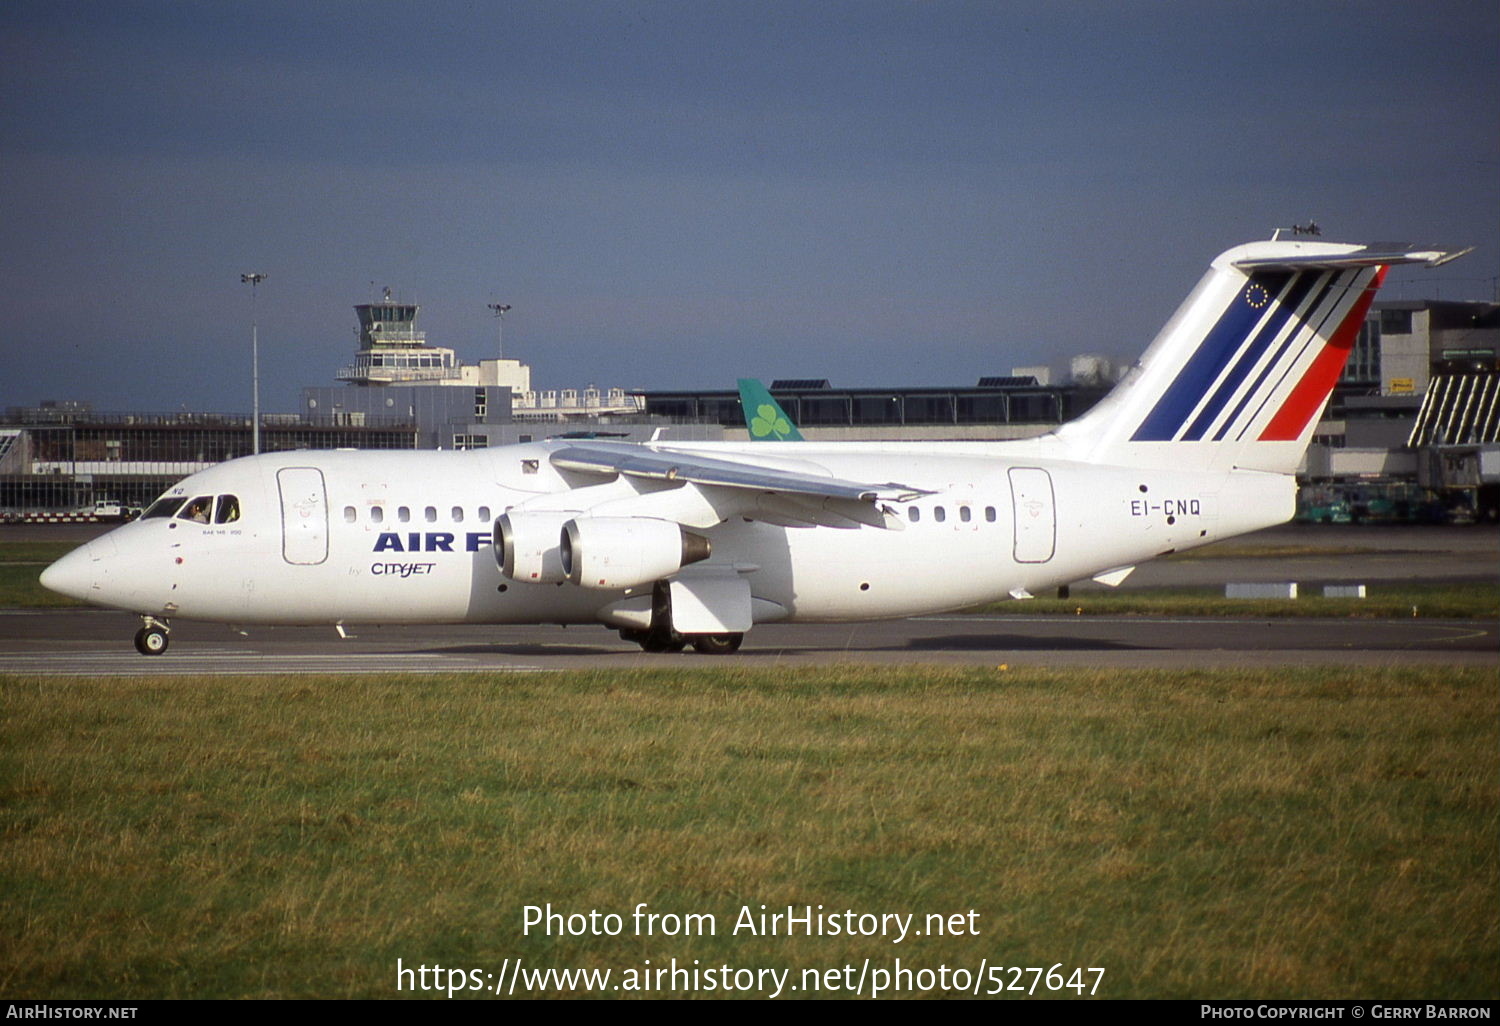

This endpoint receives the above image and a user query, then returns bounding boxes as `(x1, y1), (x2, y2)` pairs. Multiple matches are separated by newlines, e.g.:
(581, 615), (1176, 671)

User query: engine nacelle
(495, 511), (574, 583)
(560, 516), (711, 590)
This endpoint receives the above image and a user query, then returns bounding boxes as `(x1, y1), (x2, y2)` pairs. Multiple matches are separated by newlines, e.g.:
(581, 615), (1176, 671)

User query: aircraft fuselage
(46, 441), (1291, 628)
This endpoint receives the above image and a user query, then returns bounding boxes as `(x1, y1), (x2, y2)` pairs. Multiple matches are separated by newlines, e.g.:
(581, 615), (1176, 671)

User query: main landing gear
(618, 582), (746, 655)
(134, 617), (170, 656)
(689, 632), (744, 655)
(618, 627), (744, 655)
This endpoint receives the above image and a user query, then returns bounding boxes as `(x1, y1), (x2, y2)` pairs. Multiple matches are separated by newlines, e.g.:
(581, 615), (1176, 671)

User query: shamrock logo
(750, 403), (793, 439)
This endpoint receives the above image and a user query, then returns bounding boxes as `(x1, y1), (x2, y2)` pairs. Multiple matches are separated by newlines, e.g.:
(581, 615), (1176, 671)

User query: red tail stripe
(1258, 268), (1386, 442)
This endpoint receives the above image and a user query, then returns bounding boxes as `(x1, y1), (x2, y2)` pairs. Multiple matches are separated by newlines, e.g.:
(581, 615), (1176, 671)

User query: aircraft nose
(39, 543), (97, 601)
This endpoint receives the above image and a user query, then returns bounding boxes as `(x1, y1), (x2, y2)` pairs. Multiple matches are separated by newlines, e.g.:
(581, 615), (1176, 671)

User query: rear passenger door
(1008, 467), (1055, 564)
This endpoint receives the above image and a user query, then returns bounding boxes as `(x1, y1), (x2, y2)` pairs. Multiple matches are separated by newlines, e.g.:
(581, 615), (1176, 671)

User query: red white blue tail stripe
(1129, 265), (1381, 444)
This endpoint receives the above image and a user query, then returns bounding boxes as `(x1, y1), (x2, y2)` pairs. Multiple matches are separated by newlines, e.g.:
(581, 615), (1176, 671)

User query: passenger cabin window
(425, 506), (437, 523)
(177, 496), (214, 523)
(213, 495), (240, 524)
(452, 506), (464, 523)
(371, 507), (385, 524)
(143, 496), (188, 520)
(959, 506), (972, 523)
(398, 506), (411, 523)
(934, 506), (946, 523)
(985, 506), (997, 522)
(343, 506), (357, 523)
(907, 507), (921, 523)
(478, 505), (492, 522)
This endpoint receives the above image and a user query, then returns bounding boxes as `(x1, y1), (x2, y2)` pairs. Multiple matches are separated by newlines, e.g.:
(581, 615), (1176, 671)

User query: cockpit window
(142, 495), (188, 520)
(177, 496), (214, 523)
(214, 494), (241, 524)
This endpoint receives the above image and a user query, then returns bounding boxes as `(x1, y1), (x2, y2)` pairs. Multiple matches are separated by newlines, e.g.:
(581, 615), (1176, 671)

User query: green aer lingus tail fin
(737, 379), (804, 441)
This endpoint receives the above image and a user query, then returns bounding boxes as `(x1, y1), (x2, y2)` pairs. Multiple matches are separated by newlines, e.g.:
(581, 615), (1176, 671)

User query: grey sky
(3, 0), (1496, 413)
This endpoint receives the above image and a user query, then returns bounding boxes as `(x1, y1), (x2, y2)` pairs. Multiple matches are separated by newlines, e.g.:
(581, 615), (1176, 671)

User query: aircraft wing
(547, 442), (930, 529)
(551, 443), (927, 502)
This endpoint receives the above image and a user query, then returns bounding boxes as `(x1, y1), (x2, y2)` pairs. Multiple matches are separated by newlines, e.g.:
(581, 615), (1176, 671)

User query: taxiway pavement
(2, 523), (1493, 674)
(0, 607), (1492, 674)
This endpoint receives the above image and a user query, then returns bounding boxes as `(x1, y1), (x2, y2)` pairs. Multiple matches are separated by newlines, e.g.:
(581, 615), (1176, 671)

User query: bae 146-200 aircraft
(41, 236), (1469, 655)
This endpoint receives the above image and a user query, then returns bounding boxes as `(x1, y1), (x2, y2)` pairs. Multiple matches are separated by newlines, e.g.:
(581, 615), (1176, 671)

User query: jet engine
(560, 516), (711, 590)
(495, 511), (574, 583)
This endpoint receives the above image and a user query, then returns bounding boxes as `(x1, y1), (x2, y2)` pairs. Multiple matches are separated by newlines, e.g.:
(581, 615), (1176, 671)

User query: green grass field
(3, 666), (1495, 999)
(0, 541), (85, 608)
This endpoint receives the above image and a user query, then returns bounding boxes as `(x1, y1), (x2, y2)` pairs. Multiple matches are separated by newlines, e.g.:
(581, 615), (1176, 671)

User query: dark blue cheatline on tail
(1184, 271), (1324, 441)
(1130, 271), (1297, 442)
(1208, 272), (1333, 443)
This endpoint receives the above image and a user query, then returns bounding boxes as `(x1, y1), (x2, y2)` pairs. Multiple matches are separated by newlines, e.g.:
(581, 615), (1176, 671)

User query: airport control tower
(337, 288), (462, 385)
(334, 288), (533, 395)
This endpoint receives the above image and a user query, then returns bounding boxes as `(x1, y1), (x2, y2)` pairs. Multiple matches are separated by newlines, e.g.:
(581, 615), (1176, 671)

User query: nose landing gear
(134, 617), (171, 656)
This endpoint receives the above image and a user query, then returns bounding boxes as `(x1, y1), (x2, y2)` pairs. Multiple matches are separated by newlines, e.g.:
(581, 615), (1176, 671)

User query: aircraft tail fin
(737, 379), (804, 441)
(1052, 240), (1470, 474)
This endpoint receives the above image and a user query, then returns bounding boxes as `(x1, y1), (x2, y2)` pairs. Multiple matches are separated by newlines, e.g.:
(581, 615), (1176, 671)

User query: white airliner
(41, 236), (1467, 655)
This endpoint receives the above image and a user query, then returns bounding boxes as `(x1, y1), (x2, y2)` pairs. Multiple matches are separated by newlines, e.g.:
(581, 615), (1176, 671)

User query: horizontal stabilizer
(1233, 245), (1472, 271)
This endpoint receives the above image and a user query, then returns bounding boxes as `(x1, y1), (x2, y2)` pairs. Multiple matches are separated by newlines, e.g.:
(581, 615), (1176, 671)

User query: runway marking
(1, 667), (549, 677)
(0, 653), (550, 676)
(919, 614), (1496, 635)
(918, 612), (1482, 630)
(2, 652), (501, 662)
(2, 668), (551, 677)
(1430, 626), (1497, 644)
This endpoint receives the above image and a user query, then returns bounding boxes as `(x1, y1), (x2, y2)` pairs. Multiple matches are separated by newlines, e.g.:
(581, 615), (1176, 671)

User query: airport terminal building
(1306, 299), (1500, 520)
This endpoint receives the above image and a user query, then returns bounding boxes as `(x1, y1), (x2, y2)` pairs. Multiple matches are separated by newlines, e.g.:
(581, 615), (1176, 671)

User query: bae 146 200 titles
(40, 235), (1469, 655)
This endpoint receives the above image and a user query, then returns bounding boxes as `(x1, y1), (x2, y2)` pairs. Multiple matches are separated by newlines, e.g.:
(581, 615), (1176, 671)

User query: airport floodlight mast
(241, 273), (267, 455)
(488, 302), (512, 360)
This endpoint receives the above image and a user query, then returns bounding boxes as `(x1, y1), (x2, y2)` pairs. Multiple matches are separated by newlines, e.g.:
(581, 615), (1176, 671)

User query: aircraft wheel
(691, 632), (743, 655)
(134, 625), (170, 656)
